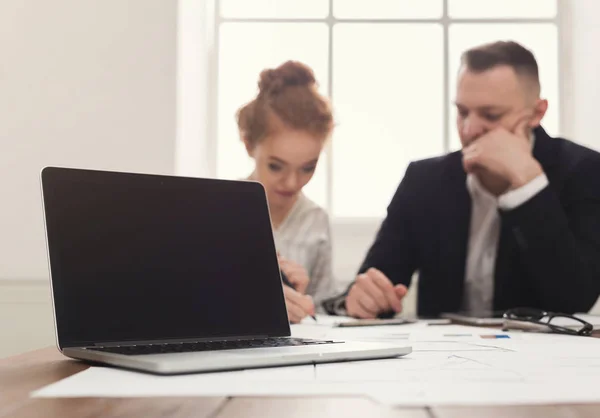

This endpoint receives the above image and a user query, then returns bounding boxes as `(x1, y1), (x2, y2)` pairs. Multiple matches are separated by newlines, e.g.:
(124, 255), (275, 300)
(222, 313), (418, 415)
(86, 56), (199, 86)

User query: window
(212, 0), (560, 218)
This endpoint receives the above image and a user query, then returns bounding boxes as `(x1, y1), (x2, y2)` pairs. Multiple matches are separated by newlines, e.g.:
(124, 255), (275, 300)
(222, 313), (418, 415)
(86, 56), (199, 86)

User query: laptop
(40, 167), (411, 375)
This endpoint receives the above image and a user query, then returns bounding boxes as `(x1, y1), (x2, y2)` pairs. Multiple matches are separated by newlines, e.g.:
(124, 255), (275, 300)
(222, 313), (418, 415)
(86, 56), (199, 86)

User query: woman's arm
(308, 211), (336, 312)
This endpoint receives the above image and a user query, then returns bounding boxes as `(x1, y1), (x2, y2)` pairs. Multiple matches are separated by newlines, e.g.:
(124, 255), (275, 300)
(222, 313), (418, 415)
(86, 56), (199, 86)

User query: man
(324, 41), (600, 318)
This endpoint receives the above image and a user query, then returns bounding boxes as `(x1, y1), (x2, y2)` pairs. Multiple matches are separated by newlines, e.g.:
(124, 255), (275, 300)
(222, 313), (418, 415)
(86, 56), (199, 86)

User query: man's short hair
(461, 41), (540, 94)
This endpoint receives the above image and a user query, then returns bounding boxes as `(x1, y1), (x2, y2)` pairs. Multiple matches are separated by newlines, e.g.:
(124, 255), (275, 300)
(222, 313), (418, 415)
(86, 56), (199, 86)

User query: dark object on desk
(377, 310), (397, 319)
(502, 307), (593, 336)
(406, 316), (452, 325)
(40, 167), (412, 375)
(280, 271), (317, 322)
(441, 311), (505, 326)
(336, 318), (417, 328)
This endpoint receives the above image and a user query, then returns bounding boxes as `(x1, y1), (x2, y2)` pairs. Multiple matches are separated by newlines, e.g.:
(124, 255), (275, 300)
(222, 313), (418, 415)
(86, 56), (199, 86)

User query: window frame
(207, 0), (564, 220)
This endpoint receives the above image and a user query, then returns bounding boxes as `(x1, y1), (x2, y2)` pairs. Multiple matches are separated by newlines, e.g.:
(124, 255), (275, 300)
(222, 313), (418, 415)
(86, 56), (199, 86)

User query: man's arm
(323, 163), (420, 315)
(356, 164), (419, 286)
(499, 156), (600, 313)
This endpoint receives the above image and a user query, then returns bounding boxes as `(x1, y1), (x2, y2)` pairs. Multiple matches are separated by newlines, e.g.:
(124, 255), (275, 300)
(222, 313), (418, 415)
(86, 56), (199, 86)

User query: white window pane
(218, 23), (329, 208)
(220, 0), (328, 19)
(449, 0), (557, 18)
(332, 24), (444, 218)
(334, 0), (443, 19)
(448, 24), (559, 150)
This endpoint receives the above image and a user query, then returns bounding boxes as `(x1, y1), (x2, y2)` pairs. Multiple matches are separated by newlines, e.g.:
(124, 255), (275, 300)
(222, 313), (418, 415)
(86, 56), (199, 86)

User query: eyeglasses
(502, 308), (593, 336)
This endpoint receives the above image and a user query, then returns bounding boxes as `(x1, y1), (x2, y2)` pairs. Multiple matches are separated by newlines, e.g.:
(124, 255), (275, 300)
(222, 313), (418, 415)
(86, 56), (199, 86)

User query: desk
(1, 347), (600, 418)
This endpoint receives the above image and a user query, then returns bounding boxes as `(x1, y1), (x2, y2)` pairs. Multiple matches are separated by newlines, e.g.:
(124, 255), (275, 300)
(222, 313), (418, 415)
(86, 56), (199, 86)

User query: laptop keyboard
(91, 337), (339, 356)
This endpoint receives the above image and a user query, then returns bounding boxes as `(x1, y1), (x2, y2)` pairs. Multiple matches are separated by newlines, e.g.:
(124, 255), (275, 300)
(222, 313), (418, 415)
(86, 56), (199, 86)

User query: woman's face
(247, 128), (325, 211)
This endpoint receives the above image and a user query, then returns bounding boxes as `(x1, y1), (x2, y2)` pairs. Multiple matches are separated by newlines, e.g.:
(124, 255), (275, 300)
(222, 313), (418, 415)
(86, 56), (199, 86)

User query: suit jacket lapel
(439, 152), (471, 312)
(493, 125), (556, 309)
(532, 126), (558, 180)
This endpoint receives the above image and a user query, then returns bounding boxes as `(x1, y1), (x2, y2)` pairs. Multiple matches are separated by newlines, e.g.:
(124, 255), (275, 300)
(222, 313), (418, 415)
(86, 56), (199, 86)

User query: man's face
(455, 65), (543, 148)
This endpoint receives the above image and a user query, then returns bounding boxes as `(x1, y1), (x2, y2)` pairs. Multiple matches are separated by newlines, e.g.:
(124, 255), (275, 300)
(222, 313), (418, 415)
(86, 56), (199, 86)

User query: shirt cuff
(498, 173), (549, 210)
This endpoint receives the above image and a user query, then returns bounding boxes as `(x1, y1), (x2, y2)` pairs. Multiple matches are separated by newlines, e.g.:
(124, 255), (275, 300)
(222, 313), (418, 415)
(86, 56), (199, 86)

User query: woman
(236, 61), (335, 323)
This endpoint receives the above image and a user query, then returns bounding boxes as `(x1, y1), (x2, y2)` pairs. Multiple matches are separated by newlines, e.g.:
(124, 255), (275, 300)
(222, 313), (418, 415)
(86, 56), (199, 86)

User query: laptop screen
(42, 167), (291, 348)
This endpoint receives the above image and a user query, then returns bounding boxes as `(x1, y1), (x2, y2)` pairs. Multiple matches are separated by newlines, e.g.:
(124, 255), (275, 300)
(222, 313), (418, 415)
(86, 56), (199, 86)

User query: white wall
(561, 0), (600, 314)
(0, 281), (55, 359)
(176, 0), (213, 177)
(0, 0), (177, 358)
(564, 0), (600, 151)
(0, 0), (177, 281)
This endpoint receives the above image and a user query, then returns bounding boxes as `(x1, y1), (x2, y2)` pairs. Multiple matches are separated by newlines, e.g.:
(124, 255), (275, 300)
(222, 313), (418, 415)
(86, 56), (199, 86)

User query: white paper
(36, 347), (600, 406)
(293, 322), (507, 352)
(409, 341), (500, 352)
(372, 344), (600, 405)
(33, 320), (600, 406)
(299, 314), (355, 326)
(315, 352), (501, 383)
(292, 320), (425, 343)
(33, 365), (365, 398)
(373, 379), (600, 406)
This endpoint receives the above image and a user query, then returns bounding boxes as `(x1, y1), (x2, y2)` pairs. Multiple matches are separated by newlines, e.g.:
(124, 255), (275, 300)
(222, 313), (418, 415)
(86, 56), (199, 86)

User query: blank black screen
(41, 167), (290, 347)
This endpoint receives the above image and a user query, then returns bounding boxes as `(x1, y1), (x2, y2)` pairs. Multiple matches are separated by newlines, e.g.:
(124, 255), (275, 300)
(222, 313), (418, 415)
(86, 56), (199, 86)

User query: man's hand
(462, 116), (543, 190)
(278, 255), (310, 294)
(345, 268), (408, 319)
(283, 285), (315, 323)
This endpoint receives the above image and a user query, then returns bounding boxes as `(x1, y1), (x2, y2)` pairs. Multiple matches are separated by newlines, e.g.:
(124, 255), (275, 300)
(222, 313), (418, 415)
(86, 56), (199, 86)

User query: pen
(281, 271), (317, 322)
(442, 333), (510, 339)
(480, 334), (510, 339)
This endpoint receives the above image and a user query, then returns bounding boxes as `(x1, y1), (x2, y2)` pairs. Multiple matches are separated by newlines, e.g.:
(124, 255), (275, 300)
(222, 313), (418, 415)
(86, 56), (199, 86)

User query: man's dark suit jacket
(326, 127), (600, 316)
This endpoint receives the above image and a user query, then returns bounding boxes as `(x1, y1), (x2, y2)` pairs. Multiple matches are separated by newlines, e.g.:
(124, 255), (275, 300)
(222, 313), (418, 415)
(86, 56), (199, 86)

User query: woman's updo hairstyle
(237, 61), (334, 148)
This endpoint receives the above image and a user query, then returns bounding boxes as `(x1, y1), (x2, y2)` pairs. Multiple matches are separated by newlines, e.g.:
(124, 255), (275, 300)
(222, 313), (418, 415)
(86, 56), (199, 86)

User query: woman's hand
(278, 255), (310, 294)
(282, 285), (315, 323)
(278, 254), (314, 323)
